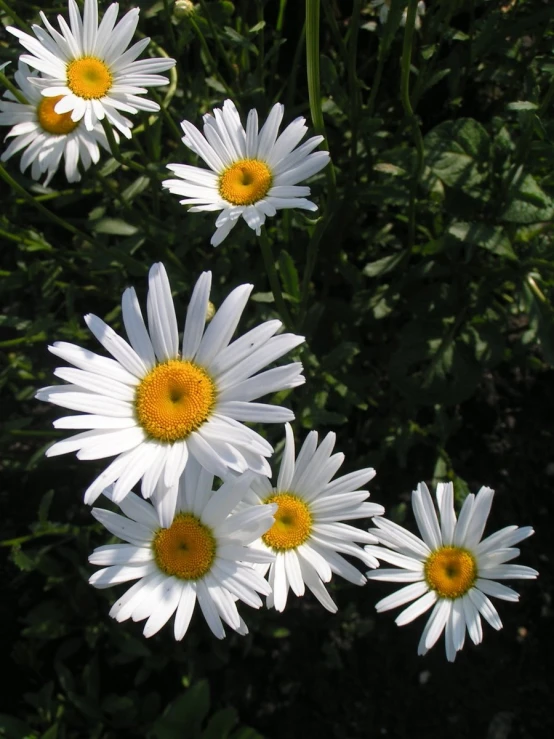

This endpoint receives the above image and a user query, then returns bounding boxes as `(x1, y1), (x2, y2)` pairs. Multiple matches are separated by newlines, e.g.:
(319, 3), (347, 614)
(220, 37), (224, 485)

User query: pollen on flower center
(424, 546), (477, 599)
(262, 492), (312, 551)
(67, 57), (112, 99)
(135, 359), (216, 443)
(219, 159), (272, 206)
(37, 95), (79, 135)
(153, 513), (216, 580)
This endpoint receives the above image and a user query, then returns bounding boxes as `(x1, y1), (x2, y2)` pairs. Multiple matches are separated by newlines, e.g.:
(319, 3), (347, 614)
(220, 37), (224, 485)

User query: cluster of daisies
(37, 261), (537, 661)
(1, 0), (330, 245)
(5, 1), (537, 661)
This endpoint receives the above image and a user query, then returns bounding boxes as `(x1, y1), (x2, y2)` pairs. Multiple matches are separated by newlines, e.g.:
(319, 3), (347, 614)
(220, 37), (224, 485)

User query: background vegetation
(1, 0), (553, 736)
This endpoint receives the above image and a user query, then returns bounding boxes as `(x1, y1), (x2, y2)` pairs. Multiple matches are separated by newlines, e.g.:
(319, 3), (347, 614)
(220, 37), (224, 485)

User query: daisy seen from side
(371, 0), (426, 29)
(162, 99), (330, 246)
(8, 0), (175, 139)
(89, 461), (277, 639)
(36, 263), (305, 515)
(247, 424), (384, 612)
(365, 481), (538, 662)
(0, 62), (109, 185)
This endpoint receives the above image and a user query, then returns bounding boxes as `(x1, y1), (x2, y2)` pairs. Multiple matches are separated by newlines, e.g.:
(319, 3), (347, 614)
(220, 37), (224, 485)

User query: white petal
(277, 423), (296, 491)
(85, 314), (147, 377)
(467, 588), (503, 630)
(195, 284), (253, 366)
(174, 582), (197, 640)
(143, 578), (182, 638)
(417, 599), (451, 654)
(412, 482), (442, 551)
(147, 263), (179, 362)
(375, 581), (429, 613)
(122, 287), (156, 368)
(395, 590), (437, 626)
(182, 271), (212, 360)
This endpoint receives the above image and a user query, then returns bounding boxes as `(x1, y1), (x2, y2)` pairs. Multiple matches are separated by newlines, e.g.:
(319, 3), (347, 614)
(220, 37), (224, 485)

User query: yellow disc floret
(67, 57), (112, 99)
(424, 546), (478, 599)
(219, 159), (272, 206)
(262, 492), (312, 551)
(153, 513), (216, 580)
(37, 95), (80, 135)
(135, 360), (216, 443)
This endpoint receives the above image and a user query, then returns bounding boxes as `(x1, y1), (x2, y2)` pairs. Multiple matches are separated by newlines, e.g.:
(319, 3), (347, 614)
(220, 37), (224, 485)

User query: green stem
(0, 71), (28, 104)
(1, 528), (75, 548)
(100, 119), (146, 173)
(0, 0), (33, 34)
(299, 214), (330, 327)
(188, 13), (236, 97)
(347, 0), (362, 182)
(259, 228), (294, 329)
(197, 0), (238, 82)
(366, 53), (385, 118)
(150, 88), (184, 144)
(306, 0), (336, 194)
(400, 0), (425, 250)
(0, 163), (94, 243)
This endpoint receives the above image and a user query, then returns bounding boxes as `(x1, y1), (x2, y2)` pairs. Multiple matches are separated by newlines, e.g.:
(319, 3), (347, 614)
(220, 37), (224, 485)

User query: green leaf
(278, 250), (300, 301)
(363, 252), (405, 277)
(90, 218), (138, 236)
(501, 174), (554, 224)
(447, 222), (517, 260)
(506, 101), (538, 111)
(0, 712), (35, 738)
(425, 119), (490, 193)
(201, 708), (237, 739)
(149, 681), (210, 739)
(522, 279), (554, 365)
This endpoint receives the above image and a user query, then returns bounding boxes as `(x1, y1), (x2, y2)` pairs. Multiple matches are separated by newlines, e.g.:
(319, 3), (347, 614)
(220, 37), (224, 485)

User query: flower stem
(400, 0), (425, 251)
(100, 120), (146, 174)
(0, 70), (28, 104)
(0, 163), (94, 244)
(259, 227), (294, 329)
(305, 0), (336, 195)
(0, 0), (33, 34)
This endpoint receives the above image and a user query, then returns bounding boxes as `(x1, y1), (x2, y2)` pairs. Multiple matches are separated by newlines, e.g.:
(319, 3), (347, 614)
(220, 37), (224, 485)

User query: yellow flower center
(262, 492), (312, 551)
(424, 546), (478, 599)
(67, 57), (112, 99)
(219, 159), (272, 206)
(37, 95), (79, 135)
(135, 360), (216, 443)
(153, 513), (216, 580)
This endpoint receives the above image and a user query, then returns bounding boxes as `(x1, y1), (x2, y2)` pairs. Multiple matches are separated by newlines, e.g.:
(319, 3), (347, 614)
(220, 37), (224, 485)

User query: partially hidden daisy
(162, 100), (330, 246)
(247, 424), (383, 613)
(36, 263), (305, 511)
(366, 481), (538, 662)
(89, 461), (277, 639)
(371, 0), (426, 29)
(8, 0), (175, 139)
(0, 62), (109, 185)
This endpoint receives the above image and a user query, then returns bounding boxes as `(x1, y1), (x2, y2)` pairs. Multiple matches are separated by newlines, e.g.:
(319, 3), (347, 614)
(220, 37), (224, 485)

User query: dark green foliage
(1, 0), (553, 737)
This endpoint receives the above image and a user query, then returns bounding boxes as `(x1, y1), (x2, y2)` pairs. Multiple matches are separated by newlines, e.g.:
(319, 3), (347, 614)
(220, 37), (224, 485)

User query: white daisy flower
(162, 100), (330, 246)
(89, 461), (277, 639)
(366, 481), (538, 662)
(247, 424), (383, 613)
(8, 0), (175, 139)
(371, 0), (426, 29)
(0, 62), (109, 185)
(36, 263), (305, 513)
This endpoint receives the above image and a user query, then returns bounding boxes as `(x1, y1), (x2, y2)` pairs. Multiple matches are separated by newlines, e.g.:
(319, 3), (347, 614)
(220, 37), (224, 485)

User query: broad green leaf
(278, 250), (300, 300)
(425, 119), (490, 193)
(90, 218), (138, 236)
(501, 174), (554, 223)
(447, 222), (517, 259)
